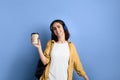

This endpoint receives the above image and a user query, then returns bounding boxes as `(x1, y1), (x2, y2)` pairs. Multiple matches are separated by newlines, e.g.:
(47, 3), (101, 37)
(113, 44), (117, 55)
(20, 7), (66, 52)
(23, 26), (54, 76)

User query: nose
(56, 27), (59, 32)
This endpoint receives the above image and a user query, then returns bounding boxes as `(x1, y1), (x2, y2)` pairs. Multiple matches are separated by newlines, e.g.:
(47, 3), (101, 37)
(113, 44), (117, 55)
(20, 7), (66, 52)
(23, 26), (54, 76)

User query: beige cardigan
(40, 40), (86, 80)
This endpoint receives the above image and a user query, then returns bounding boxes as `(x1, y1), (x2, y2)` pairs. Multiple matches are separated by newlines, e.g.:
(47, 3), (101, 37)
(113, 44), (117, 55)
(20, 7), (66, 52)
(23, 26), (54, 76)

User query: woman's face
(52, 22), (65, 38)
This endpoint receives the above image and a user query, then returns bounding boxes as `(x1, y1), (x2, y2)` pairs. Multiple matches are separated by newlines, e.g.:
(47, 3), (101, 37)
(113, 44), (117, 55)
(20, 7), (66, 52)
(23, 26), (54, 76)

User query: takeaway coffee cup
(31, 32), (39, 44)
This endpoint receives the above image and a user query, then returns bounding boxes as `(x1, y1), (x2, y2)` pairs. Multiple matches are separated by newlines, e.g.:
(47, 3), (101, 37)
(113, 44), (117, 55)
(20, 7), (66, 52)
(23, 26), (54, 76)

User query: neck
(57, 37), (66, 43)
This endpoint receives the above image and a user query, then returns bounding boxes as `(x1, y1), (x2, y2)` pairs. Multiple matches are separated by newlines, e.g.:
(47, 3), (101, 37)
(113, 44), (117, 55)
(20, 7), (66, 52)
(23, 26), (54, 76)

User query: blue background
(0, 0), (120, 80)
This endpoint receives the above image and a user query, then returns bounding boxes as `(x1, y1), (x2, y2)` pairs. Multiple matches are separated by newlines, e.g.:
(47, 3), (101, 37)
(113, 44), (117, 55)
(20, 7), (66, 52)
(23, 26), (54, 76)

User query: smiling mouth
(57, 32), (62, 34)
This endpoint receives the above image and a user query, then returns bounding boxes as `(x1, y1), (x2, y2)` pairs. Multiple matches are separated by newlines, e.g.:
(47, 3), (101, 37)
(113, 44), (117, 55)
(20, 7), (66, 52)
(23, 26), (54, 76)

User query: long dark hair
(50, 19), (70, 41)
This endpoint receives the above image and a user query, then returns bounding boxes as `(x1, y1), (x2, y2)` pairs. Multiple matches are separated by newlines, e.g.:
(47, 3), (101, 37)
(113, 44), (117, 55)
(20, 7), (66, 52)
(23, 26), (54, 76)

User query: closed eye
(52, 27), (56, 30)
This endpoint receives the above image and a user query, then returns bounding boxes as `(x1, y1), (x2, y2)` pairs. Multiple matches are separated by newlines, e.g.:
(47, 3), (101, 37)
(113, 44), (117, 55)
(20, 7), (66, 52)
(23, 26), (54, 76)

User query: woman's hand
(31, 38), (41, 49)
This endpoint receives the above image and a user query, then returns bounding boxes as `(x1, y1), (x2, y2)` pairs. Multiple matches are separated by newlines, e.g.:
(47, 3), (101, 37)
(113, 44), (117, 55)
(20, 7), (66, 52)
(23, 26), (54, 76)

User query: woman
(32, 19), (89, 80)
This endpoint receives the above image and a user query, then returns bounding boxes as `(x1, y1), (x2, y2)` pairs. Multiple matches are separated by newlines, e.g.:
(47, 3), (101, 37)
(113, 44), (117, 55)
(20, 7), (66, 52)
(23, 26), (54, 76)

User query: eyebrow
(52, 25), (58, 28)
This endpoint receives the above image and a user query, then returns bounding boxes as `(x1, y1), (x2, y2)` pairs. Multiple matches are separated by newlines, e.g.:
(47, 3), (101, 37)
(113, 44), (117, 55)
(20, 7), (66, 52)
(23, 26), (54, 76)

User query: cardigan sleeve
(43, 40), (52, 64)
(71, 43), (86, 77)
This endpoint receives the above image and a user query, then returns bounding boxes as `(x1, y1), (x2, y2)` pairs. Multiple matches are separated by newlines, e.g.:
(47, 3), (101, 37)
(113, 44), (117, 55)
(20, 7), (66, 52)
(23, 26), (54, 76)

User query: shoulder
(47, 40), (55, 43)
(46, 40), (55, 46)
(68, 41), (77, 51)
(68, 40), (75, 46)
